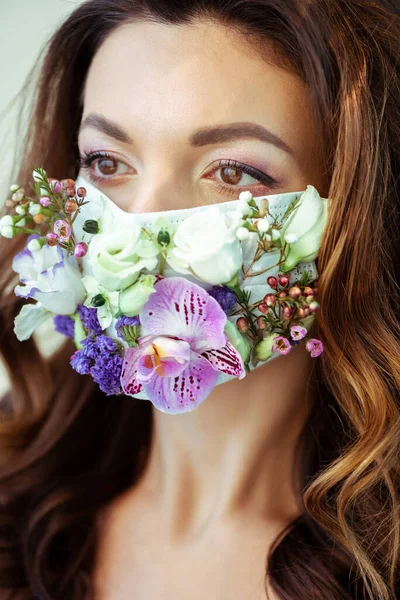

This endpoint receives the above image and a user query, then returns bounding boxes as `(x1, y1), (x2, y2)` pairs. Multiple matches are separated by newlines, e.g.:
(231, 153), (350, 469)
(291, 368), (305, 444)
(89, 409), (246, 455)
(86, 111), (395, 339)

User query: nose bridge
(126, 145), (190, 214)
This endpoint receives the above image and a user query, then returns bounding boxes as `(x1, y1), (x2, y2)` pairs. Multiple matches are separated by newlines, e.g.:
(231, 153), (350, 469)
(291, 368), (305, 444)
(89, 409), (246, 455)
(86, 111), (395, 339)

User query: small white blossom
(237, 198), (251, 216)
(271, 228), (281, 242)
(27, 238), (42, 252)
(12, 190), (24, 202)
(1, 226), (15, 239)
(10, 184), (20, 193)
(284, 232), (299, 244)
(0, 215), (14, 229)
(236, 227), (250, 241)
(15, 218), (27, 228)
(15, 205), (26, 216)
(28, 202), (41, 216)
(238, 190), (253, 202)
(256, 219), (270, 233)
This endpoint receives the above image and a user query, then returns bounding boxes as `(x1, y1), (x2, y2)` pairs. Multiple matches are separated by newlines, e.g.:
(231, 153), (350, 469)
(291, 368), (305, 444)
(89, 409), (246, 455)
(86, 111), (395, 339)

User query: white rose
(280, 185), (329, 272)
(86, 227), (160, 292)
(166, 206), (243, 285)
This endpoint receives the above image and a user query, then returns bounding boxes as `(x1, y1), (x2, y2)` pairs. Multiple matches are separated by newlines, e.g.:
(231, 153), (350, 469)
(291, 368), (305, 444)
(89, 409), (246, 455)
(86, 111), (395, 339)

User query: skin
(77, 19), (329, 600)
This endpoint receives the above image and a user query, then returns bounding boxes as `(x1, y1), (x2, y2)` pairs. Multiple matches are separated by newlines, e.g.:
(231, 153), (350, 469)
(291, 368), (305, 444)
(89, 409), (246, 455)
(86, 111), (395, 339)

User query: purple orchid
(121, 277), (246, 414)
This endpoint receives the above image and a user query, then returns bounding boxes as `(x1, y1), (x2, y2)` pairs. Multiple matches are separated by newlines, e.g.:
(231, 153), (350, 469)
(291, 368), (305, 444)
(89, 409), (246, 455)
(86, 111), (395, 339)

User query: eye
(79, 150), (131, 182)
(206, 159), (278, 196)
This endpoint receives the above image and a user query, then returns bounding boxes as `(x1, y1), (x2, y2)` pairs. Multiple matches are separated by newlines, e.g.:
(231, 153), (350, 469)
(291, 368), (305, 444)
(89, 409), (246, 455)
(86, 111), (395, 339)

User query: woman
(0, 1), (399, 599)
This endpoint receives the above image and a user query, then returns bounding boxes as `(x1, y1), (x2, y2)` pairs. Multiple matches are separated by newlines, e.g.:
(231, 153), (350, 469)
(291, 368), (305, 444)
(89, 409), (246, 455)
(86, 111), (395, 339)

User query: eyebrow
(79, 113), (294, 155)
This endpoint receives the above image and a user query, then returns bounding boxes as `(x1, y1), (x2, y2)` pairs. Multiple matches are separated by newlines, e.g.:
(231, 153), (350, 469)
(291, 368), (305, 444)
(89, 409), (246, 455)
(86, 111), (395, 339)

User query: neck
(132, 344), (315, 540)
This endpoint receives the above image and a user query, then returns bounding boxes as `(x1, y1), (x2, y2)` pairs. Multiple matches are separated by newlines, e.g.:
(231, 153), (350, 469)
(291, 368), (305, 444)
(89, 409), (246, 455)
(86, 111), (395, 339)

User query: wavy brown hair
(0, 1), (399, 599)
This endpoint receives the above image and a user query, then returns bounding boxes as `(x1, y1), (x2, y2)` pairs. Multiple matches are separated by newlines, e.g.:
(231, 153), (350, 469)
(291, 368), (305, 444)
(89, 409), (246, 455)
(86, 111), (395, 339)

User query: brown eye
(97, 158), (118, 176)
(220, 167), (242, 185)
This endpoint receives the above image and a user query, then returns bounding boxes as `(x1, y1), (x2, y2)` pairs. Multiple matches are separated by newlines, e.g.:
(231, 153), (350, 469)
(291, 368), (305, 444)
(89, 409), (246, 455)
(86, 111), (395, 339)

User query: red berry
(77, 186), (87, 198)
(236, 317), (249, 332)
(64, 200), (78, 213)
(267, 276), (278, 289)
(304, 286), (314, 297)
(288, 286), (302, 299)
(278, 274), (290, 287)
(258, 303), (269, 314)
(256, 316), (267, 329)
(298, 307), (310, 318)
(282, 305), (294, 319)
(277, 290), (287, 298)
(264, 293), (276, 307)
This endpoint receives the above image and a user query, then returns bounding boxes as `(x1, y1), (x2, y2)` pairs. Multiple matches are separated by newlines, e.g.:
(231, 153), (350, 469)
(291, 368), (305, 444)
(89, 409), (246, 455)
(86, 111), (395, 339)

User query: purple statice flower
(70, 334), (123, 395)
(207, 284), (237, 315)
(77, 303), (102, 335)
(115, 315), (141, 344)
(53, 314), (75, 339)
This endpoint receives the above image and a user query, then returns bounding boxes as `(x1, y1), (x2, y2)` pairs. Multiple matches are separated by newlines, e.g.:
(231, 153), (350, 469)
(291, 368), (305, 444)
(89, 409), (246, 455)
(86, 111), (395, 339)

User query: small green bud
(157, 228), (170, 246)
(91, 293), (106, 307)
(83, 219), (100, 234)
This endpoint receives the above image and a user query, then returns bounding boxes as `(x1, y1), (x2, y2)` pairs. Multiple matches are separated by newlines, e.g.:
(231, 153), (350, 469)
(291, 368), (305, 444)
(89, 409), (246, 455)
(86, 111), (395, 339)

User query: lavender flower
(207, 285), (237, 315)
(53, 315), (75, 339)
(70, 334), (123, 395)
(77, 303), (102, 335)
(115, 315), (141, 345)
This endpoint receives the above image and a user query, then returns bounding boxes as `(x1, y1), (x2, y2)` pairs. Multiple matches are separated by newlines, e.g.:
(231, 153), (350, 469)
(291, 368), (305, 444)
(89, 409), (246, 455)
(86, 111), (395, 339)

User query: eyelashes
(78, 150), (279, 195)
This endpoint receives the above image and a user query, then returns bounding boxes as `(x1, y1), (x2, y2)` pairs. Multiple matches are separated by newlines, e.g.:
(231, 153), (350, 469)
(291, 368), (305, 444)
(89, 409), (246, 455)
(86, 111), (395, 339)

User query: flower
(86, 228), (159, 292)
(77, 303), (102, 335)
(289, 325), (307, 341)
(271, 336), (292, 355)
(121, 277), (246, 414)
(81, 275), (119, 330)
(206, 285), (237, 315)
(54, 219), (71, 242)
(165, 206), (243, 285)
(279, 185), (329, 272)
(70, 334), (123, 395)
(12, 235), (85, 314)
(305, 338), (324, 357)
(115, 315), (141, 346)
(53, 314), (75, 338)
(118, 274), (157, 316)
(254, 334), (277, 361)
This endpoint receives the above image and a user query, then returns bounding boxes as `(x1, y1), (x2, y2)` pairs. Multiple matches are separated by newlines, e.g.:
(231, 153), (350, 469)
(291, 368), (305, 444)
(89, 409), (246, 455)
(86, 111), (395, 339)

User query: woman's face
(78, 20), (328, 213)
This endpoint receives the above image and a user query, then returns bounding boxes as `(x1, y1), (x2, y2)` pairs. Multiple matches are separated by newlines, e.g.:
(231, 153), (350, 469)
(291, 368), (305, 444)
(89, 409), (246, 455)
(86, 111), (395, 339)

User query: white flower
(10, 184), (20, 193)
(12, 239), (85, 314)
(284, 232), (299, 244)
(86, 227), (160, 292)
(166, 206), (243, 285)
(14, 303), (51, 341)
(236, 227), (250, 241)
(0, 215), (13, 229)
(280, 185), (329, 272)
(256, 219), (270, 233)
(1, 226), (15, 239)
(238, 190), (253, 202)
(82, 275), (119, 330)
(118, 273), (157, 316)
(271, 228), (281, 242)
(27, 238), (42, 252)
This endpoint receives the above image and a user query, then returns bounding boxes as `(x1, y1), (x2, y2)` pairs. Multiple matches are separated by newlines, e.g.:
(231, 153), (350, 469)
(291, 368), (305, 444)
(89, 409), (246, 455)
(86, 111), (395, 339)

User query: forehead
(82, 20), (315, 152)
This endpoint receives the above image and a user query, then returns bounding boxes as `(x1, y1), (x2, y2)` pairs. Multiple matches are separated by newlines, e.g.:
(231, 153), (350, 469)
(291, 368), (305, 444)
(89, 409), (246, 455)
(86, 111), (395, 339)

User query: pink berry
(77, 187), (87, 198)
(298, 307), (310, 318)
(46, 232), (59, 246)
(64, 200), (78, 213)
(277, 290), (287, 298)
(236, 317), (249, 332)
(258, 303), (269, 314)
(40, 196), (51, 207)
(267, 276), (278, 289)
(303, 286), (314, 297)
(278, 274), (290, 287)
(74, 242), (88, 258)
(282, 305), (294, 319)
(264, 293), (276, 307)
(309, 301), (320, 313)
(288, 286), (302, 299)
(256, 316), (267, 330)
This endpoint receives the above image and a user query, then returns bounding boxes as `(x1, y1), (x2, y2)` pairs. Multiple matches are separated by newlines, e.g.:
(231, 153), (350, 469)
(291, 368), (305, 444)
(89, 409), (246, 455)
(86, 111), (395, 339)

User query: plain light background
(0, 0), (84, 396)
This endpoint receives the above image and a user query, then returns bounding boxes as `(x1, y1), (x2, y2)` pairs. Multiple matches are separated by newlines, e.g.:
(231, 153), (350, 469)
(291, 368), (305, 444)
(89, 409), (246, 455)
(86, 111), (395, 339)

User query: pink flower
(54, 219), (71, 242)
(290, 325), (307, 341)
(305, 338), (324, 358)
(121, 277), (246, 414)
(271, 335), (292, 355)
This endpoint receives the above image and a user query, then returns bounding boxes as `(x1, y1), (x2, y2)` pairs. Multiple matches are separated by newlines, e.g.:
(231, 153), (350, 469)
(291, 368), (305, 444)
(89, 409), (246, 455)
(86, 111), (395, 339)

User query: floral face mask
(1, 168), (329, 414)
